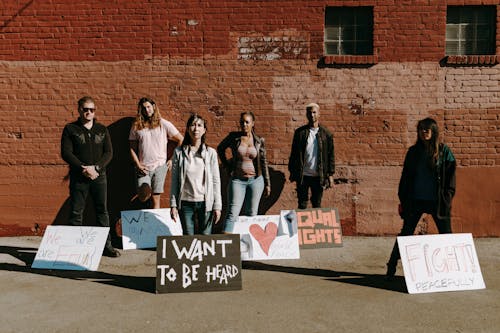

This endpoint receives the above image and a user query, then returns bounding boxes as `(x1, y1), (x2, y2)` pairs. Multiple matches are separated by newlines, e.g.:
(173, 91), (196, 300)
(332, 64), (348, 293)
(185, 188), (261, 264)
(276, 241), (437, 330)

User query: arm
(167, 131), (184, 170)
(398, 149), (412, 216)
(95, 127), (113, 171)
(288, 129), (299, 182)
(326, 131), (335, 187)
(217, 133), (233, 172)
(171, 132), (184, 147)
(169, 149), (181, 222)
(211, 150), (222, 223)
(259, 137), (271, 196)
(442, 145), (457, 201)
(129, 140), (147, 175)
(61, 125), (84, 169)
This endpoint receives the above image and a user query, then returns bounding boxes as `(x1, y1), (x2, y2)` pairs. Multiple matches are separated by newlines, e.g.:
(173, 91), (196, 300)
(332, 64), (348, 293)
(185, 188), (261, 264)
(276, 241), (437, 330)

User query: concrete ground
(0, 236), (499, 333)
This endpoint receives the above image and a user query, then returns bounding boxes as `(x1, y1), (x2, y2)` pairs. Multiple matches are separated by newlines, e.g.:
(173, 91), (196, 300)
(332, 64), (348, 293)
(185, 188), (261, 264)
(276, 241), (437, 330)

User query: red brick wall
(1, 0), (499, 236)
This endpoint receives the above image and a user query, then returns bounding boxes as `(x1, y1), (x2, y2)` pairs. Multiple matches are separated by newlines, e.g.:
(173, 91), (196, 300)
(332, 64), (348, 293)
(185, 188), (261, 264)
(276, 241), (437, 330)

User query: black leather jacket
(288, 124), (335, 185)
(217, 131), (270, 187)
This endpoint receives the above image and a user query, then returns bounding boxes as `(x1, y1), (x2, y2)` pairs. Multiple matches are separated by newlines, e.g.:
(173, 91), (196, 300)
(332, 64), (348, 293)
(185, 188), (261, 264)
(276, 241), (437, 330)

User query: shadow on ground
(0, 245), (407, 294)
(0, 245), (155, 293)
(243, 261), (407, 293)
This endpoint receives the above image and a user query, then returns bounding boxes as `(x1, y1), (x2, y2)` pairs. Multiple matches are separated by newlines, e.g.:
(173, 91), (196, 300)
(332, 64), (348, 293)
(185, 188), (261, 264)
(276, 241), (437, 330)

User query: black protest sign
(295, 208), (342, 249)
(156, 234), (242, 293)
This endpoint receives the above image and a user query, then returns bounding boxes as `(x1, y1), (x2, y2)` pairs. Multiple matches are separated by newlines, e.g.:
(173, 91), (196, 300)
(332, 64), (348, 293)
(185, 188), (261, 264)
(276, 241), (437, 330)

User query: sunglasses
(82, 107), (96, 113)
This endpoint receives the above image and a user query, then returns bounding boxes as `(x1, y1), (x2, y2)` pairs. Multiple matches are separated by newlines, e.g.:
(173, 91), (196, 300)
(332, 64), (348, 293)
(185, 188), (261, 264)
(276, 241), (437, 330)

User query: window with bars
(324, 7), (373, 56)
(446, 6), (496, 55)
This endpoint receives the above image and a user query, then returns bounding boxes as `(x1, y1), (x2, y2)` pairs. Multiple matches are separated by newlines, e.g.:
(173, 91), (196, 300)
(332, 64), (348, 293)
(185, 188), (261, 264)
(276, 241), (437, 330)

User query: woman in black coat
(386, 117), (456, 278)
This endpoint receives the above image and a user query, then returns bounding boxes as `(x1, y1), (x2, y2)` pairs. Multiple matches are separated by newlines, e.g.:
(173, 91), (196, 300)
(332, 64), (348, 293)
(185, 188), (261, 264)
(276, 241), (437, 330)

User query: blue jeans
(180, 201), (213, 235)
(224, 175), (264, 233)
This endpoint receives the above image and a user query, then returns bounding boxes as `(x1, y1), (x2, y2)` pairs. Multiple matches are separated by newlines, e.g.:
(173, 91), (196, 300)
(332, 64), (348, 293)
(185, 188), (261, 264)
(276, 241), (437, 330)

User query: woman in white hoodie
(170, 114), (222, 235)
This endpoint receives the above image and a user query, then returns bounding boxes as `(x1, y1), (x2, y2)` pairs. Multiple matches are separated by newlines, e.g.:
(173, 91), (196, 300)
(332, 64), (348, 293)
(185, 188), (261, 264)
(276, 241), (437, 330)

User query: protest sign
(121, 208), (183, 249)
(156, 234), (242, 293)
(397, 233), (486, 294)
(32, 226), (109, 271)
(291, 208), (342, 249)
(233, 215), (300, 261)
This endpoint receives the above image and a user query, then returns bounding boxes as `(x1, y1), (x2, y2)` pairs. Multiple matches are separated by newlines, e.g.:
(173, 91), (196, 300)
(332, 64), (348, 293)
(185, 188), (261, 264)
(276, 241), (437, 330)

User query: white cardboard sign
(232, 215), (300, 261)
(121, 209), (183, 249)
(397, 233), (486, 294)
(32, 226), (109, 271)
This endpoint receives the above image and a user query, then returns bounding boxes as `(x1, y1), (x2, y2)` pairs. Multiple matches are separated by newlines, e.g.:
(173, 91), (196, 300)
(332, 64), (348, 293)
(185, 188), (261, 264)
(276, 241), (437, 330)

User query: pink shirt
(129, 118), (180, 171)
(235, 144), (257, 178)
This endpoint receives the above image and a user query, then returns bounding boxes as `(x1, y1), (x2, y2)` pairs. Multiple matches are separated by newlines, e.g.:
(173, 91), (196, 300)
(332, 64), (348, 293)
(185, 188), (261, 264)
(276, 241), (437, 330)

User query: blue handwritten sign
(121, 209), (183, 249)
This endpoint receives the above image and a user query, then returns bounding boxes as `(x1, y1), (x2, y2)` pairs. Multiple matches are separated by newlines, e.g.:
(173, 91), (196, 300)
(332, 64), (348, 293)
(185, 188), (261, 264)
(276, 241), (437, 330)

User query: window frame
(324, 6), (374, 57)
(445, 5), (497, 56)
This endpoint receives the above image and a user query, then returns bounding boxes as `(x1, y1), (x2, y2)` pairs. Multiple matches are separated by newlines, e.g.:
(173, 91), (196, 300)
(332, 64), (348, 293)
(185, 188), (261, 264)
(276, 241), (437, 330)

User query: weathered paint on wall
(0, 1), (499, 236)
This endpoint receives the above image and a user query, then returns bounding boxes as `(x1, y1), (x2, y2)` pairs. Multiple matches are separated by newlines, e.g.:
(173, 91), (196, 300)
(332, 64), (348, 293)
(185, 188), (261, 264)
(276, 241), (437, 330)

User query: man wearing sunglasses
(61, 96), (120, 257)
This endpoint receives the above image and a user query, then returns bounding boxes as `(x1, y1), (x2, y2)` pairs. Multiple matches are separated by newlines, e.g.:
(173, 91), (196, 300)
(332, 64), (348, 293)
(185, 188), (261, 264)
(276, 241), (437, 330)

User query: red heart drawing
(249, 222), (278, 255)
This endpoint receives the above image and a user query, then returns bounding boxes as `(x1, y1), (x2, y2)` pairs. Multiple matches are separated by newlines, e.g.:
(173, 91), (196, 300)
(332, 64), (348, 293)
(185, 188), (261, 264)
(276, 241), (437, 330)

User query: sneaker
(103, 246), (121, 258)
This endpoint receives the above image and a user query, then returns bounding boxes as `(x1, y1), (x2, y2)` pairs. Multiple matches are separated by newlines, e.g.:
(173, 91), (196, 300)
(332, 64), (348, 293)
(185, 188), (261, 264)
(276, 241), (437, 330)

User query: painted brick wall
(1, 1), (499, 237)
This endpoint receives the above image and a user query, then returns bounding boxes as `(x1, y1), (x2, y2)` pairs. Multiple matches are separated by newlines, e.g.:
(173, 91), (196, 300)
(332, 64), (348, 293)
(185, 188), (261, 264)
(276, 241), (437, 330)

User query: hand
(398, 203), (403, 217)
(166, 160), (172, 170)
(170, 207), (178, 223)
(82, 165), (99, 180)
(264, 186), (271, 197)
(213, 210), (221, 224)
(136, 163), (148, 176)
(327, 176), (334, 189)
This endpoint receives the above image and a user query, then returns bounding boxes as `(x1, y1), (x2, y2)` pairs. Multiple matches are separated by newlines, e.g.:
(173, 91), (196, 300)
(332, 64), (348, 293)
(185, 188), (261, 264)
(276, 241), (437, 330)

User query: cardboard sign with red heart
(232, 215), (300, 260)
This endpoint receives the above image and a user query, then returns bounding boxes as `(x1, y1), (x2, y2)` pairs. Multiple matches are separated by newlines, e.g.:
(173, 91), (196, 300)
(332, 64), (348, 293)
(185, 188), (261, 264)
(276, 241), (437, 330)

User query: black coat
(398, 142), (456, 219)
(61, 120), (113, 180)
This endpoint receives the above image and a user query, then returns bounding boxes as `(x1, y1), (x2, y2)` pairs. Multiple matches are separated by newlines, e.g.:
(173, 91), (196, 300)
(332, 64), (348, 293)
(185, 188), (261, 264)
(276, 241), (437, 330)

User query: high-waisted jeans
(223, 175), (264, 233)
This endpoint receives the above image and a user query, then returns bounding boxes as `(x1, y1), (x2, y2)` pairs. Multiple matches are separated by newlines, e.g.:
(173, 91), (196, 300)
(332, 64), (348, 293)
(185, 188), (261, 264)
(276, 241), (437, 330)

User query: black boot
(103, 245), (121, 257)
(385, 241), (399, 280)
(385, 261), (397, 279)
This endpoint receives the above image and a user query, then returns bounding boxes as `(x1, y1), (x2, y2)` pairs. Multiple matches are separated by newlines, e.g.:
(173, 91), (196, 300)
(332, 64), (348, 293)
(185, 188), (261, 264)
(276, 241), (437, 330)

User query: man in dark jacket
(61, 96), (120, 257)
(288, 103), (335, 209)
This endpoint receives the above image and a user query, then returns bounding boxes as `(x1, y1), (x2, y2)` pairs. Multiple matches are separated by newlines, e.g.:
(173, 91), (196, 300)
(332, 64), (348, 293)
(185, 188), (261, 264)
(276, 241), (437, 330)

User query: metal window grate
(324, 7), (373, 56)
(446, 6), (496, 55)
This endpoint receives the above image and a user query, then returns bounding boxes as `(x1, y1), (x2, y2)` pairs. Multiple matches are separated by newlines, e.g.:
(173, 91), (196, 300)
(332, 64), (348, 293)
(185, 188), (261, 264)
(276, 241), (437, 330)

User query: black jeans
(297, 176), (324, 209)
(388, 200), (452, 265)
(69, 175), (112, 247)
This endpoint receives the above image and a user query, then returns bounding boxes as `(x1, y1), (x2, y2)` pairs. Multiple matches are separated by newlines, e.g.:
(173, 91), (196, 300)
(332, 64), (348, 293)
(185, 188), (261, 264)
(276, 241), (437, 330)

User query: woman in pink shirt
(129, 97), (183, 208)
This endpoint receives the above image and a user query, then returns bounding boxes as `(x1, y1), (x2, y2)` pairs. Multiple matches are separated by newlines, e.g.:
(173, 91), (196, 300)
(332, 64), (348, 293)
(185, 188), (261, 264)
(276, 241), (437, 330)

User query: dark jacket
(217, 131), (270, 187)
(61, 120), (113, 180)
(288, 124), (335, 185)
(398, 143), (456, 219)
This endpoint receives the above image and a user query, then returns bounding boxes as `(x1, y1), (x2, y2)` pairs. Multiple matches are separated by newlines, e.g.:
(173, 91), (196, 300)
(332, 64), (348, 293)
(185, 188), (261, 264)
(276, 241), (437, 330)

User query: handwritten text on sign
(156, 234), (242, 293)
(121, 209), (183, 249)
(295, 208), (342, 248)
(398, 233), (486, 294)
(235, 215), (300, 260)
(32, 226), (109, 271)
